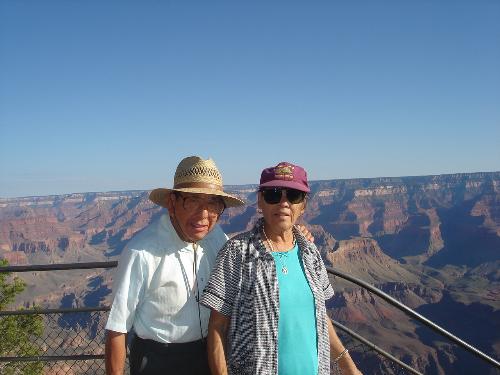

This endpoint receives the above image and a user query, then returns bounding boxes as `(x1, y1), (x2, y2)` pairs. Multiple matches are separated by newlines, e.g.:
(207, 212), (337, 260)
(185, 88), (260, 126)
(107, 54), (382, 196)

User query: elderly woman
(201, 162), (361, 375)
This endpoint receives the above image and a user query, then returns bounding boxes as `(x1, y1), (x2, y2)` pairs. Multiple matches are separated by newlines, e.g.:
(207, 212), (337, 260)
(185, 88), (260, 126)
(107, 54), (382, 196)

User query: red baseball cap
(259, 162), (310, 193)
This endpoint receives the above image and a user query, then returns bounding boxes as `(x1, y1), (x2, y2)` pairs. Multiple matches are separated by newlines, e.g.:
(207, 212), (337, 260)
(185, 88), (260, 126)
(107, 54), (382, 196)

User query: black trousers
(130, 336), (210, 375)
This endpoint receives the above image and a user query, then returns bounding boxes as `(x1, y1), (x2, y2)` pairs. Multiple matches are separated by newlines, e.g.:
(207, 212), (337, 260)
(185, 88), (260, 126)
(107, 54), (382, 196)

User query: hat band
(174, 182), (224, 192)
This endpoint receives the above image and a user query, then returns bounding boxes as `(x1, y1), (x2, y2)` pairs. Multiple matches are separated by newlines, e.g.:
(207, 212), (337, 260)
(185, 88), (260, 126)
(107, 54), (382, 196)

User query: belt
(133, 335), (206, 353)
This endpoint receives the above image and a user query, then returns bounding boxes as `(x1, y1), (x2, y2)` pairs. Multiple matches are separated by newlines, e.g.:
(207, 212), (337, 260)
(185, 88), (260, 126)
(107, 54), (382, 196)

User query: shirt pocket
(148, 280), (187, 316)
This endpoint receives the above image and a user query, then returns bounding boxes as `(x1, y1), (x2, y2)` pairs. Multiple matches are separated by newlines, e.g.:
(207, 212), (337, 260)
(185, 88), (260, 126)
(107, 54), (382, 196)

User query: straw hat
(149, 156), (245, 208)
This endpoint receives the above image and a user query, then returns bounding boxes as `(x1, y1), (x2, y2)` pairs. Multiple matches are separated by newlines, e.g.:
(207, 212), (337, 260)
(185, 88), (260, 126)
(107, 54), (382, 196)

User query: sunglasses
(260, 188), (307, 205)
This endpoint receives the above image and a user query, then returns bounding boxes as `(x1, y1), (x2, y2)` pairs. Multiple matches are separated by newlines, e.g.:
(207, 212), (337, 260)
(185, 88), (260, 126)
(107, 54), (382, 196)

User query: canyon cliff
(1, 172), (498, 374)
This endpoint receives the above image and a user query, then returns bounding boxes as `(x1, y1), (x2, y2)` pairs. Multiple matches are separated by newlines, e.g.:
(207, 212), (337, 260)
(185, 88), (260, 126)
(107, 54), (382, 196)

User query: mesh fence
(0, 310), (129, 375)
(0, 309), (420, 375)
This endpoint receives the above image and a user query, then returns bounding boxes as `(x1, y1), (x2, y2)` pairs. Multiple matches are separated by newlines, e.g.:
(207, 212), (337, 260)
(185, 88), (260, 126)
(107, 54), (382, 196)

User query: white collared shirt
(105, 213), (228, 343)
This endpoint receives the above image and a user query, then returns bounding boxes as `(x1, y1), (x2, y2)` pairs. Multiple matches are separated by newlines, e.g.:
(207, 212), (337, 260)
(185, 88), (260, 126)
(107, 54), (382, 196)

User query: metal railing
(1, 261), (499, 374)
(331, 319), (422, 375)
(0, 261), (118, 273)
(0, 262), (118, 375)
(0, 306), (112, 374)
(326, 266), (500, 370)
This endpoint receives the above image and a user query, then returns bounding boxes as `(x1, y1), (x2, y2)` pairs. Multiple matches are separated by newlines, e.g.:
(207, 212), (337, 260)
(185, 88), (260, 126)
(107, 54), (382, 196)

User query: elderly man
(105, 156), (246, 375)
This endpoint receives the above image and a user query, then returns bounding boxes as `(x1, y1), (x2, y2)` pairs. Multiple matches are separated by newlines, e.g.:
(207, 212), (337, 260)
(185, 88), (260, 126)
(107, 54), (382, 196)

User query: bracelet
(334, 348), (349, 363)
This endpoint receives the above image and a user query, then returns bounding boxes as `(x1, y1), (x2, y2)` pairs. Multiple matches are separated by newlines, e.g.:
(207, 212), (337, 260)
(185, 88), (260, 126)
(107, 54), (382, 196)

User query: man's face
(167, 192), (225, 242)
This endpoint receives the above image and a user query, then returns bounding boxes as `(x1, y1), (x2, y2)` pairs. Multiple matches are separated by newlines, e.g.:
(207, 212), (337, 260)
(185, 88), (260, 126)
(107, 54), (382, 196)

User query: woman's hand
(207, 310), (230, 375)
(338, 353), (364, 375)
(327, 319), (363, 375)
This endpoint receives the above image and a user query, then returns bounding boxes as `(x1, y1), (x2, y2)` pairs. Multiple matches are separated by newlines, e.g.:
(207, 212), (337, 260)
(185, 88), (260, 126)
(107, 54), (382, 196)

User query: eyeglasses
(175, 193), (225, 216)
(260, 188), (307, 205)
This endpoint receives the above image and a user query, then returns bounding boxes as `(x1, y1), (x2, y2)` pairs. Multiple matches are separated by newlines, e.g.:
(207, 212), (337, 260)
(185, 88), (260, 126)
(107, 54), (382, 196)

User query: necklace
(262, 227), (295, 275)
(275, 252), (289, 275)
(191, 242), (204, 340)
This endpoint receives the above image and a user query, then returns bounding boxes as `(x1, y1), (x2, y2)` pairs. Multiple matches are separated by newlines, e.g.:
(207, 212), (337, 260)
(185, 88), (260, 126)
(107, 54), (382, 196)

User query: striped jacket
(201, 218), (335, 374)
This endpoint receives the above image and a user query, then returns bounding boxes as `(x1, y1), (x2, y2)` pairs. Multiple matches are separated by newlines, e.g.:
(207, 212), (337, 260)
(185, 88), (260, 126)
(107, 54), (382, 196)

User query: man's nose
(195, 201), (215, 216)
(196, 202), (210, 212)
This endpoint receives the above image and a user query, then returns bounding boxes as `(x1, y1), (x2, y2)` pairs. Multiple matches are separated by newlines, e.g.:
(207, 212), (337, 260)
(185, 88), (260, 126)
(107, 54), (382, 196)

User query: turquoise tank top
(272, 243), (318, 375)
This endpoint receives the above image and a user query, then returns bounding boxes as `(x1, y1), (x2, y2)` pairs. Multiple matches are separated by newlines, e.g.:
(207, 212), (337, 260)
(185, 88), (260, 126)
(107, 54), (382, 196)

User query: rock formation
(0, 172), (498, 374)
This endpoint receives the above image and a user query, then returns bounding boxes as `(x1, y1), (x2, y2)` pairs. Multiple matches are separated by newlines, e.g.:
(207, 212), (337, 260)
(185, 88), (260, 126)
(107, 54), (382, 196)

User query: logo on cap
(274, 163), (294, 181)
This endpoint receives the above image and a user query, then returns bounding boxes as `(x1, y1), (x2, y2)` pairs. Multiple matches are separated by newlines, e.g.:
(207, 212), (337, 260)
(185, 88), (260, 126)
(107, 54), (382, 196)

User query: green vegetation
(0, 259), (44, 375)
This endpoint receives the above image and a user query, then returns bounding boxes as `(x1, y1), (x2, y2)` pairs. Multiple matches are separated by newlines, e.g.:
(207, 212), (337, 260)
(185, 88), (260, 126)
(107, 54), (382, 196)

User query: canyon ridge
(1, 171), (499, 374)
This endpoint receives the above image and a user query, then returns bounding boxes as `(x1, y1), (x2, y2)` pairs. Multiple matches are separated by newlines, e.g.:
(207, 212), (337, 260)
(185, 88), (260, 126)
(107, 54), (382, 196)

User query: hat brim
(259, 180), (310, 193)
(149, 187), (245, 209)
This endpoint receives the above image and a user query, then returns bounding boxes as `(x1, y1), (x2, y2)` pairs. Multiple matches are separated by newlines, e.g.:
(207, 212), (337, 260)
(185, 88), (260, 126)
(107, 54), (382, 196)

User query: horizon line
(1, 170), (498, 200)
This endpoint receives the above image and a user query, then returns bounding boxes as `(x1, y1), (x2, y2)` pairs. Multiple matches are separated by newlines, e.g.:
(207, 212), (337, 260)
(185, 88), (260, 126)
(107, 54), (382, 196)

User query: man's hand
(105, 330), (127, 375)
(296, 224), (315, 243)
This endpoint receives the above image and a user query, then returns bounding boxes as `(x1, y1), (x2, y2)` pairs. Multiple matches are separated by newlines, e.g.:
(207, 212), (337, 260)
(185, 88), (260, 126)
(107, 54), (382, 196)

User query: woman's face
(258, 188), (306, 233)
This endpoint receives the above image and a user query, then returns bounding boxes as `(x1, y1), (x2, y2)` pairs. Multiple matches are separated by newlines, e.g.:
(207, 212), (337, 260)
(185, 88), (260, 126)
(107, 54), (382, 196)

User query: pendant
(281, 266), (288, 275)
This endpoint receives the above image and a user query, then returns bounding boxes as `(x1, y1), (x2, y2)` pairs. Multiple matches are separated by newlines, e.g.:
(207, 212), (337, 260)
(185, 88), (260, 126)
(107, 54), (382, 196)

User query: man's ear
(165, 192), (176, 213)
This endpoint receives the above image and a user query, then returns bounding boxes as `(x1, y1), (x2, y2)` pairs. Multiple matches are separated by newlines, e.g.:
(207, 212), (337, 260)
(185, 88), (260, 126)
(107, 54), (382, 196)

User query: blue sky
(1, 0), (499, 198)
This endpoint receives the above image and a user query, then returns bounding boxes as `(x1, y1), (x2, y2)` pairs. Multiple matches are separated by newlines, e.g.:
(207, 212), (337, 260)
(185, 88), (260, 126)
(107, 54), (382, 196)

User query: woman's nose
(279, 191), (290, 205)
